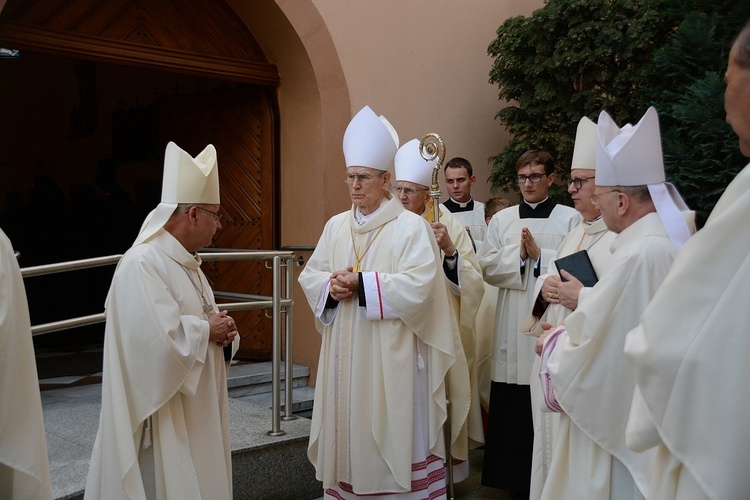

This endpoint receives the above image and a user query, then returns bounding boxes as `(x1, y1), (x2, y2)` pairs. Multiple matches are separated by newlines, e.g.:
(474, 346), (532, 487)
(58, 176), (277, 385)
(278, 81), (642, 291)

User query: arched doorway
(0, 0), (280, 360)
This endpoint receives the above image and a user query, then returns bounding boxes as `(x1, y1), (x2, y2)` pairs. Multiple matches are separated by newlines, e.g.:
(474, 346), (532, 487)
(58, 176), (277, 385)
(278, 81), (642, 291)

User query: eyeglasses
(588, 189), (621, 205)
(345, 172), (383, 185)
(568, 176), (595, 190)
(516, 173), (547, 184)
(395, 186), (429, 196)
(195, 206), (223, 222)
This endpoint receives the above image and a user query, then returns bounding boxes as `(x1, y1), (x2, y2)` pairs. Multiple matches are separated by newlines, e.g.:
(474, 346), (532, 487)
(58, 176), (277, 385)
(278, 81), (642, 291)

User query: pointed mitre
(132, 141), (219, 246)
(570, 116), (597, 171)
(595, 107), (664, 186)
(343, 106), (399, 171)
(394, 138), (437, 187)
(596, 107), (693, 249)
(161, 141), (220, 204)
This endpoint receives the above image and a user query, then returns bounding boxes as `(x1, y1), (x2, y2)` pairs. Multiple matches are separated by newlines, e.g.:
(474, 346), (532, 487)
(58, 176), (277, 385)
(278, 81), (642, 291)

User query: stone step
(228, 361), (310, 398)
(234, 385), (316, 419)
(42, 383), (322, 500)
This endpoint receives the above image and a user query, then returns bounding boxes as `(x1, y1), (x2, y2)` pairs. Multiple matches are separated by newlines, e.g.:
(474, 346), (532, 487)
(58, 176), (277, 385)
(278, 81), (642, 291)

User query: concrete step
(42, 383), (322, 500)
(234, 385), (317, 419)
(228, 361), (316, 418)
(228, 361), (310, 398)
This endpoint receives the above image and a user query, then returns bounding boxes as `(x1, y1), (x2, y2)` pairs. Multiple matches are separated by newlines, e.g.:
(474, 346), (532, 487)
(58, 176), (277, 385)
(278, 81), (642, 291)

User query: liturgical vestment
(478, 199), (579, 492)
(540, 213), (685, 499)
(519, 217), (614, 500)
(428, 203), (485, 453)
(298, 196), (456, 497)
(624, 164), (750, 500)
(85, 230), (239, 500)
(443, 198), (487, 250)
(0, 228), (52, 500)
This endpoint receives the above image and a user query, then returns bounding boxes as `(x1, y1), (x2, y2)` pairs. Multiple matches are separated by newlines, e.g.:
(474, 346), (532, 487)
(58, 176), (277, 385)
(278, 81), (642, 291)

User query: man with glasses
(394, 138), (486, 483)
(298, 107), (458, 498)
(519, 117), (616, 500)
(85, 142), (240, 499)
(478, 150), (580, 497)
(535, 107), (694, 500)
(623, 22), (750, 499)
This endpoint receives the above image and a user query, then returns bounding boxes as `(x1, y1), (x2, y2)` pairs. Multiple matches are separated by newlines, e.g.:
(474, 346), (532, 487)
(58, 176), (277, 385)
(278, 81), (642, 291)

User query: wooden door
(159, 88), (277, 360)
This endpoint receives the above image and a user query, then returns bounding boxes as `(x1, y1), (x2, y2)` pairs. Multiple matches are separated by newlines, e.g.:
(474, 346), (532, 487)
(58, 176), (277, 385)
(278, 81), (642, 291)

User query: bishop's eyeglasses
(196, 206), (223, 222)
(345, 172), (384, 184)
(395, 186), (429, 196)
(568, 176), (595, 190)
(589, 189), (621, 205)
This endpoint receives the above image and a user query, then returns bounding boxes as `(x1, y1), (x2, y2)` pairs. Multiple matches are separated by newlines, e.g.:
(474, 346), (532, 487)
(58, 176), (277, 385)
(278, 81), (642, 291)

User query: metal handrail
(21, 248), (297, 435)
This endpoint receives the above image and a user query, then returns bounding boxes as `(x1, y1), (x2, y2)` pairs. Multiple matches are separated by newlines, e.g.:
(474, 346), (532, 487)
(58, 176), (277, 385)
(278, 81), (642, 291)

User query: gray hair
(619, 185), (652, 203)
(734, 20), (750, 69)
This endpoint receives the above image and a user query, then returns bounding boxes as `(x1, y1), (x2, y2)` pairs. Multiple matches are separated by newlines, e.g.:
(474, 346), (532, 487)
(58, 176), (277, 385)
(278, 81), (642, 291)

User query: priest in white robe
(298, 106), (456, 499)
(394, 138), (486, 483)
(474, 197), (511, 414)
(519, 117), (616, 500)
(537, 107), (695, 500)
(85, 142), (240, 499)
(624, 23), (750, 500)
(478, 150), (580, 495)
(442, 157), (487, 249)
(0, 228), (52, 500)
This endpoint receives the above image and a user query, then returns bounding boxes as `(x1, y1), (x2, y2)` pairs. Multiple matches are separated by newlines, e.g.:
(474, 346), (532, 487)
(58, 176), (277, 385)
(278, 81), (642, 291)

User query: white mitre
(343, 105), (399, 171)
(133, 141), (219, 246)
(394, 138), (438, 187)
(596, 107), (692, 249)
(571, 116), (597, 171)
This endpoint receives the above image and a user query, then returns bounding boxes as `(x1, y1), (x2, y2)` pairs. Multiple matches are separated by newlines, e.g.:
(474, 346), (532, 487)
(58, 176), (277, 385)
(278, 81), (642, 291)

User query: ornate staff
(420, 132), (455, 499)
(419, 133), (446, 224)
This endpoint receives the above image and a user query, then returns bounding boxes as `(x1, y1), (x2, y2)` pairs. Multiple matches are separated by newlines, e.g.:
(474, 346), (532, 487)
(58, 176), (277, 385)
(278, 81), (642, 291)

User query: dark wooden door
(159, 88), (277, 360)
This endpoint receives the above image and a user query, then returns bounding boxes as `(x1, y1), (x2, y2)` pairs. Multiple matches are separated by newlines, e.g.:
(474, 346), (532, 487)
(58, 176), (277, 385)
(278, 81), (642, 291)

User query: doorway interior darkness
(1, 51), (275, 377)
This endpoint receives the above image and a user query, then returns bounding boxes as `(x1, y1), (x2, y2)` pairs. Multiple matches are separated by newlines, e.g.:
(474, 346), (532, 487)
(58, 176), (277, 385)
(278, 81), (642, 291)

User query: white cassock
(0, 228), (52, 500)
(425, 203), (485, 481)
(539, 213), (684, 500)
(298, 196), (456, 498)
(519, 217), (615, 500)
(85, 229), (239, 500)
(479, 203), (580, 385)
(624, 164), (750, 500)
(443, 198), (487, 250)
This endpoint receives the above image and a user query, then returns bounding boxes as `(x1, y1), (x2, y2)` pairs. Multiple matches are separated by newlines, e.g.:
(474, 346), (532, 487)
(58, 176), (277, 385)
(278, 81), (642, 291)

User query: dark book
(554, 249), (598, 287)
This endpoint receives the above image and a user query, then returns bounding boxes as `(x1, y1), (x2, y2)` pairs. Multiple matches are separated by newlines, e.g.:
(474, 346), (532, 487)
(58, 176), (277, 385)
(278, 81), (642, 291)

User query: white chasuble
(424, 204), (485, 453)
(540, 213), (684, 500)
(298, 196), (456, 495)
(0, 228), (52, 500)
(518, 218), (614, 500)
(478, 204), (580, 385)
(625, 164), (750, 500)
(85, 230), (239, 500)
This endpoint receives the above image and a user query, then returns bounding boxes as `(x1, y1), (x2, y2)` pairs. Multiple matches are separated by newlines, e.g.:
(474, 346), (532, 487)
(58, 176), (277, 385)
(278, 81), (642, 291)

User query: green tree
(488, 0), (750, 223)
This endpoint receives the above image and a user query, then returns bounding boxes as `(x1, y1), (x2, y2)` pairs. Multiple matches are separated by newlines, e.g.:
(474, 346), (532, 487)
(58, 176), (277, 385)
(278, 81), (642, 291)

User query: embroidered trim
(540, 327), (566, 412)
(374, 272), (384, 319)
(325, 454), (447, 498)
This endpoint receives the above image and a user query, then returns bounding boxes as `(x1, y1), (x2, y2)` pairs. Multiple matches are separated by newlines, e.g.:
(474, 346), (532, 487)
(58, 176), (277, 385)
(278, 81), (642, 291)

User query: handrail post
(282, 256), (297, 421)
(267, 255), (286, 436)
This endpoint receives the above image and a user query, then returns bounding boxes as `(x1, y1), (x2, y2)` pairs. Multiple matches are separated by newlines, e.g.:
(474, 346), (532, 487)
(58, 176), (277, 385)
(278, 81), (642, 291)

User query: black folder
(554, 249), (598, 287)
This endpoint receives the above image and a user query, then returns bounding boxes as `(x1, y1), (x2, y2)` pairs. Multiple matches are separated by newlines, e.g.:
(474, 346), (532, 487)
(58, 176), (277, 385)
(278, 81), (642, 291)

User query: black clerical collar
(444, 198), (474, 213)
(519, 197), (555, 219)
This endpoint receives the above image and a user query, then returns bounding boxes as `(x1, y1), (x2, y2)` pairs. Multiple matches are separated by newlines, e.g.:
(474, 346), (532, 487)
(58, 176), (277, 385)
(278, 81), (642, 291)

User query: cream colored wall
(312, 0), (544, 203)
(230, 0), (547, 382)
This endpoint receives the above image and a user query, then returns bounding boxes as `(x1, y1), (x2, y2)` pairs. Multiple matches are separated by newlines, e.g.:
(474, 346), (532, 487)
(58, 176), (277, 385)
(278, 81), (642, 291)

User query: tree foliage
(487, 0), (750, 223)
